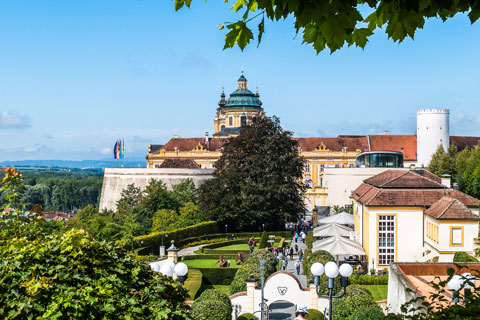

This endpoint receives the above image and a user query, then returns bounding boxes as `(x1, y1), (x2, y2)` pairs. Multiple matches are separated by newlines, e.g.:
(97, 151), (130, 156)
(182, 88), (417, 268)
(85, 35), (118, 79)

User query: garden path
(285, 234), (307, 288)
(178, 244), (206, 257)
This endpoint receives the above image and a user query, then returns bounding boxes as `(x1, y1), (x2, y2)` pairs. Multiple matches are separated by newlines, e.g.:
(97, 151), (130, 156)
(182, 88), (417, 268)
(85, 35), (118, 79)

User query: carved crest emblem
(277, 287), (287, 296)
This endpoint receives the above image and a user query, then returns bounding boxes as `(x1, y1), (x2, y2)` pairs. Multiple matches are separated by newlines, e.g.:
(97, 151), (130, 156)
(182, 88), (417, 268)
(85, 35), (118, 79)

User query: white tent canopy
(317, 211), (354, 225)
(313, 223), (353, 238)
(312, 235), (365, 256)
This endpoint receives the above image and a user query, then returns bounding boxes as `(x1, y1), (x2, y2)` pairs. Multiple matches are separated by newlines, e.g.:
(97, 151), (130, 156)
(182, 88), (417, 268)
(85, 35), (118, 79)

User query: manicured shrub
(305, 308), (324, 320)
(350, 305), (385, 320)
(197, 268), (238, 285)
(302, 250), (342, 295)
(238, 313), (257, 320)
(305, 232), (315, 250)
(135, 255), (158, 263)
(259, 231), (268, 248)
(230, 250), (277, 294)
(133, 221), (218, 248)
(341, 284), (373, 299)
(349, 274), (389, 285)
(191, 289), (232, 320)
(453, 251), (479, 262)
(332, 294), (377, 319)
(183, 268), (203, 300)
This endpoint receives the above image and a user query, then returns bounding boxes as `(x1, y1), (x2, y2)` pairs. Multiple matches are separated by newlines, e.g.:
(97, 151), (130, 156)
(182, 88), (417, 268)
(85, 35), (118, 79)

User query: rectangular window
(450, 227), (463, 246)
(320, 164), (325, 171)
(305, 164), (310, 172)
(229, 117), (233, 126)
(378, 215), (395, 265)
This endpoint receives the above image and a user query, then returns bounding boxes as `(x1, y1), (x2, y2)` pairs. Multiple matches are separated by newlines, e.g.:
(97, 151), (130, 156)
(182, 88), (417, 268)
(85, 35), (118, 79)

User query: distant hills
(0, 160), (146, 169)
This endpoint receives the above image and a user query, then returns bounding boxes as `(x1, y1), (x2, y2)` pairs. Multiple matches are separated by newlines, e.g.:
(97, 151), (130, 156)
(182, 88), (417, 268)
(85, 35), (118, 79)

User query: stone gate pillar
(309, 281), (318, 310)
(246, 277), (257, 314)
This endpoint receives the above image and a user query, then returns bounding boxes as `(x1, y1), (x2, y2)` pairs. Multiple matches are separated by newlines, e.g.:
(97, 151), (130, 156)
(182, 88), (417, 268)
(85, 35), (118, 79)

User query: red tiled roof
(159, 158), (200, 169)
(425, 197), (480, 220)
(293, 136), (369, 152)
(353, 187), (479, 207)
(363, 170), (444, 189)
(354, 170), (479, 207)
(368, 135), (417, 160)
(450, 136), (480, 151)
(154, 138), (225, 153)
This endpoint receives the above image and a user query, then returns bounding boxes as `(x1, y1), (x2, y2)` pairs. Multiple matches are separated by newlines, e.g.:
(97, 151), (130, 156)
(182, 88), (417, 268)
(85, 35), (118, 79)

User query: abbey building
(145, 74), (480, 212)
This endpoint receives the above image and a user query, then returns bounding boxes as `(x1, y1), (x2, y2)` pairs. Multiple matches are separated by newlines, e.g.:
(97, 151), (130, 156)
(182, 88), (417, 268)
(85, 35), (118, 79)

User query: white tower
(416, 109), (450, 167)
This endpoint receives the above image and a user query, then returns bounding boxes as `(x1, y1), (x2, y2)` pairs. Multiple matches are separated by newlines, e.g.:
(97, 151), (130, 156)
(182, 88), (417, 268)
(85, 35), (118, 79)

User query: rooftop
(425, 196), (480, 221)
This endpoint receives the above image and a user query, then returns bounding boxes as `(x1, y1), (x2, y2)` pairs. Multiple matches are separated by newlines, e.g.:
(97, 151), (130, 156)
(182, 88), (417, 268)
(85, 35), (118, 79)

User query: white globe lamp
(462, 273), (474, 290)
(164, 260), (176, 270)
(160, 264), (174, 277)
(311, 262), (325, 277)
(339, 263), (353, 277)
(324, 262), (339, 278)
(174, 262), (189, 277)
(447, 274), (462, 291)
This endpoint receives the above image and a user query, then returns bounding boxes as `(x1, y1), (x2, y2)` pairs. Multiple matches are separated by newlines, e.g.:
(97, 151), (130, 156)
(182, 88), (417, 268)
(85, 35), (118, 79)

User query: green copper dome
(225, 89), (262, 109)
(219, 73), (263, 109)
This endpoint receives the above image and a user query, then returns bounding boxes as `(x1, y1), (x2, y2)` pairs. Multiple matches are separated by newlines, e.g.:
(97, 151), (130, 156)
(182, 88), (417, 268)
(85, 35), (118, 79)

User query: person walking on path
(295, 259), (301, 275)
(294, 233), (299, 243)
(301, 232), (306, 243)
(299, 249), (303, 262)
(289, 246), (294, 260)
(295, 243), (299, 253)
(282, 258), (288, 271)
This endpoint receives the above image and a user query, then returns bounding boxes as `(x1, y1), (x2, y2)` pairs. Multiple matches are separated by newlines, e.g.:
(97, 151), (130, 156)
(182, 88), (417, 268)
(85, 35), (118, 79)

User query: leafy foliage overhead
(174, 0), (480, 53)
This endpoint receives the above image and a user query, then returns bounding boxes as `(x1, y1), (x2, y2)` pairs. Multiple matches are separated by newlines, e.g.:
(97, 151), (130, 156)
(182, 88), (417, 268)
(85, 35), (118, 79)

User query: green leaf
(232, 0), (248, 12)
(257, 16), (265, 47)
(352, 28), (374, 49)
(224, 21), (254, 51)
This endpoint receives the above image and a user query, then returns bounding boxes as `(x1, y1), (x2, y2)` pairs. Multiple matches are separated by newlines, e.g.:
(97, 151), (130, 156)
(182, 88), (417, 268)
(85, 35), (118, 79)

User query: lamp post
(225, 224), (228, 237)
(311, 262), (353, 320)
(262, 223), (265, 232)
(158, 261), (189, 284)
(260, 259), (266, 320)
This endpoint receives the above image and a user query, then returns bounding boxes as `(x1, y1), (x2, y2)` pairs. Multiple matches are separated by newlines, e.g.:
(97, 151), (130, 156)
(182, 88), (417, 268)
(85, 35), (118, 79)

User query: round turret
(416, 108), (450, 167)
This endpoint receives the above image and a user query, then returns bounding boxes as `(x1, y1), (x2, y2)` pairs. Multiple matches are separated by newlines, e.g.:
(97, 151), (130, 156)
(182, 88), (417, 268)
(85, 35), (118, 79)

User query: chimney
(441, 174), (451, 188)
(205, 132), (209, 143)
(383, 131), (390, 135)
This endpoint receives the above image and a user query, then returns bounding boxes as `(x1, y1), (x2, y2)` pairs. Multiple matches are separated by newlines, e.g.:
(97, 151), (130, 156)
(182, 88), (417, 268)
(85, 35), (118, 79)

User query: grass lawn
(196, 284), (231, 298)
(183, 259), (243, 268)
(360, 285), (388, 301)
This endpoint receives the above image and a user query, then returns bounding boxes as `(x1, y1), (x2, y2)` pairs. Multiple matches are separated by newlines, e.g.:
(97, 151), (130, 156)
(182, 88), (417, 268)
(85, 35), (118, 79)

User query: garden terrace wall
(133, 221), (218, 249)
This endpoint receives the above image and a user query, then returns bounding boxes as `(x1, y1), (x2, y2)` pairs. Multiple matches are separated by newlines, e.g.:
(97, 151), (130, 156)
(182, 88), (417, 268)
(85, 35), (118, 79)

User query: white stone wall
(99, 168), (214, 211)
(323, 168), (408, 207)
(367, 208), (424, 270)
(387, 264), (418, 315)
(416, 109), (450, 167)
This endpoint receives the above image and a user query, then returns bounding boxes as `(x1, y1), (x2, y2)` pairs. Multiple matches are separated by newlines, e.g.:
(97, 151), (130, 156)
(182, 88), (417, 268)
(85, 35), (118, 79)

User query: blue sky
(0, 0), (479, 161)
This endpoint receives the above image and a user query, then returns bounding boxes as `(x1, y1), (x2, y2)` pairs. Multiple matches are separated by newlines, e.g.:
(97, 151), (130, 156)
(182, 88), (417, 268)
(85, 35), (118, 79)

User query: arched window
(221, 125), (226, 131)
(229, 117), (233, 126)
(241, 114), (247, 127)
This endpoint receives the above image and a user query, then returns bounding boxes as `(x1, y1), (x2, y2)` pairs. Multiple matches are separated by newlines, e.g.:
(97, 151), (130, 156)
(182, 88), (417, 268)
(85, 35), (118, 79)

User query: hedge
(201, 240), (251, 251)
(332, 294), (377, 319)
(183, 268), (203, 300)
(133, 221), (218, 249)
(350, 305), (386, 320)
(191, 289), (232, 320)
(179, 231), (291, 248)
(134, 255), (157, 263)
(305, 309), (324, 320)
(259, 231), (268, 248)
(349, 274), (389, 285)
(453, 251), (479, 262)
(180, 254), (239, 261)
(230, 250), (277, 294)
(238, 313), (256, 320)
(302, 250), (342, 295)
(191, 267), (238, 285)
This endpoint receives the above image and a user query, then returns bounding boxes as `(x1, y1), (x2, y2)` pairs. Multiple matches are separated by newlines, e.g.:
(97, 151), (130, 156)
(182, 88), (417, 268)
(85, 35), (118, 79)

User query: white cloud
(0, 111), (31, 129)
(24, 146), (38, 153)
(101, 148), (111, 155)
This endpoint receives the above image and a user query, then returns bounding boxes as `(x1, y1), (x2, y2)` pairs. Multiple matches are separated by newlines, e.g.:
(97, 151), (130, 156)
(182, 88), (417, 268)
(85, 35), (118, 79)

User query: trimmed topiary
(340, 284), (373, 299)
(350, 305), (385, 320)
(191, 289), (232, 320)
(332, 294), (377, 319)
(453, 251), (479, 262)
(237, 313), (257, 320)
(305, 308), (324, 320)
(259, 231), (268, 249)
(230, 250), (277, 294)
(303, 250), (342, 295)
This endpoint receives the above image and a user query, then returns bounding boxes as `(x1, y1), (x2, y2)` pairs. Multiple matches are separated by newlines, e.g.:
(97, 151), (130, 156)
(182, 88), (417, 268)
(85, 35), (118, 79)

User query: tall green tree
(199, 115), (306, 231)
(428, 144), (458, 178)
(174, 0), (480, 53)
